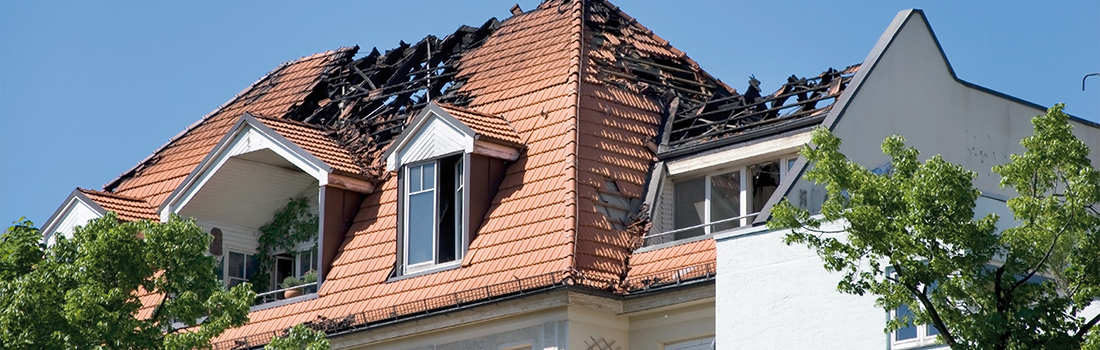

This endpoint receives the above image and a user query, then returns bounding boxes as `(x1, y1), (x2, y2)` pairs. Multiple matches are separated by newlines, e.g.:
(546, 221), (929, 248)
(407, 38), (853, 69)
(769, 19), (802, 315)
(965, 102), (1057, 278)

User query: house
(39, 1), (1099, 349)
(42, 1), (725, 349)
(709, 9), (1100, 350)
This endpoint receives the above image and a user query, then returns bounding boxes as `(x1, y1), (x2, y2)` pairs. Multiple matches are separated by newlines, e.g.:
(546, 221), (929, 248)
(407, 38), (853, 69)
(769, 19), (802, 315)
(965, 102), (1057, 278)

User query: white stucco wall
(715, 222), (886, 349)
(716, 10), (1100, 350)
(824, 12), (1099, 199)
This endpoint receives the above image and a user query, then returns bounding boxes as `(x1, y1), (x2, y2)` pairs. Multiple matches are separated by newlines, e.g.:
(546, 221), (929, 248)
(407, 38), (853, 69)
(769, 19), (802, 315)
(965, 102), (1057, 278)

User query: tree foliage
(264, 324), (330, 350)
(0, 213), (255, 350)
(769, 104), (1100, 349)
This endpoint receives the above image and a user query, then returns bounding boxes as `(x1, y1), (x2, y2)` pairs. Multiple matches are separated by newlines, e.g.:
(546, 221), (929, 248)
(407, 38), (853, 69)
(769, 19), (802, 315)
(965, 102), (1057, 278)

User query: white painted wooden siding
(398, 114), (469, 166)
(47, 199), (101, 245)
(654, 183), (674, 235)
(179, 153), (318, 229)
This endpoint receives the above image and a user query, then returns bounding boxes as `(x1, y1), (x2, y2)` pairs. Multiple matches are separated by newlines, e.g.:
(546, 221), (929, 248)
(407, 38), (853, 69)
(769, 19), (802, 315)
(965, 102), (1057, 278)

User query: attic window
(386, 103), (519, 277)
(403, 154), (464, 272)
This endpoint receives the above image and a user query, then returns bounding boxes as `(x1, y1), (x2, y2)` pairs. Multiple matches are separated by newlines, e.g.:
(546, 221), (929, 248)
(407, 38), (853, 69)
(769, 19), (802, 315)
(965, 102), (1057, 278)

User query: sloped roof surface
(573, 0), (727, 285)
(435, 102), (523, 146)
(213, 1), (583, 345)
(106, 49), (356, 205)
(249, 114), (364, 175)
(77, 188), (158, 222)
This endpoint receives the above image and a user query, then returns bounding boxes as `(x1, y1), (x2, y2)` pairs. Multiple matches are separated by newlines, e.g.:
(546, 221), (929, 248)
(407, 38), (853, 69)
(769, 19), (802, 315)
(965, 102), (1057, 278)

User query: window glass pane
(423, 162), (435, 190)
(710, 171), (741, 232)
(927, 324), (940, 336)
(229, 252), (245, 279)
(787, 158), (796, 172)
(454, 186), (463, 258)
(673, 177), (706, 239)
(750, 160), (781, 214)
(409, 164), (422, 192)
(275, 255), (293, 288)
(248, 254), (259, 281)
(298, 249), (315, 276)
(407, 191), (435, 265)
(895, 304), (918, 340)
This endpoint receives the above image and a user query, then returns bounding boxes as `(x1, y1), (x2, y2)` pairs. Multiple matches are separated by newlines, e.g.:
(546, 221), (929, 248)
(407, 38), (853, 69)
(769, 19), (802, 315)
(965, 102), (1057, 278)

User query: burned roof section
(584, 0), (728, 111)
(659, 64), (860, 158)
(288, 19), (502, 174)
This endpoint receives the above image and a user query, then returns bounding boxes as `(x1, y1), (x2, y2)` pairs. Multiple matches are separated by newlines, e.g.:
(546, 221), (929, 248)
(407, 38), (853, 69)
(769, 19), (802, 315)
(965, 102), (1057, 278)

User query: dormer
(40, 188), (158, 246)
(159, 113), (374, 300)
(384, 102), (522, 275)
(642, 66), (859, 248)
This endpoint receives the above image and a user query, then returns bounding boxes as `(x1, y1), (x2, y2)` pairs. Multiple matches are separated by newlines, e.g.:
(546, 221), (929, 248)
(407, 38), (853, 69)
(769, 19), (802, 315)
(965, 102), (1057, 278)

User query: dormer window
(647, 154), (798, 246)
(159, 113), (375, 307)
(386, 102), (522, 276)
(404, 155), (464, 271)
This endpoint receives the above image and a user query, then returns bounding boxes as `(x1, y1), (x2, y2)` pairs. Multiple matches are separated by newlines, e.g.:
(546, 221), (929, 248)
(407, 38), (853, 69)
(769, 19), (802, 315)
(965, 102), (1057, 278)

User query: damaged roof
(62, 0), (857, 347)
(661, 64), (860, 158)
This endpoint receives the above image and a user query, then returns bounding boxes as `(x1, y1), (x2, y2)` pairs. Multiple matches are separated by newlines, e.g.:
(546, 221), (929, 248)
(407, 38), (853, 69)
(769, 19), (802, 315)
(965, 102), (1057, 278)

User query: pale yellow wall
(628, 301), (715, 350)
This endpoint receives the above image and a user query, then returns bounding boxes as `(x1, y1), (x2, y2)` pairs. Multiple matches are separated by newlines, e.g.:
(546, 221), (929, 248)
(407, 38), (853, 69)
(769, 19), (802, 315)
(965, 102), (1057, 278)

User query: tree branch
(994, 265), (1010, 350)
(895, 264), (960, 348)
(1076, 312), (1100, 339)
(1010, 221), (1070, 292)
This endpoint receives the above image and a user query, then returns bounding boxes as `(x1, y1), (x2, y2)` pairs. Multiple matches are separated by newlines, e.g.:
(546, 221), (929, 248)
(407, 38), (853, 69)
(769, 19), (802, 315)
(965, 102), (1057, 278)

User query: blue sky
(2, 1), (1098, 226)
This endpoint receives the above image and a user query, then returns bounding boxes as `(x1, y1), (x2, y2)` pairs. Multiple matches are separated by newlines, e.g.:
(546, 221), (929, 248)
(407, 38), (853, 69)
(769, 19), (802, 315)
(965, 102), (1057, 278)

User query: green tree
(769, 104), (1100, 349)
(0, 213), (255, 350)
(264, 324), (330, 350)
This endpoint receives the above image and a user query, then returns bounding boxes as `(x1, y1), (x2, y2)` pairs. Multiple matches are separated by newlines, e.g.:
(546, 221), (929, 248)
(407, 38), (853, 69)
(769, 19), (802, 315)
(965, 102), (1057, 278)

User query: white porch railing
(253, 282), (318, 305)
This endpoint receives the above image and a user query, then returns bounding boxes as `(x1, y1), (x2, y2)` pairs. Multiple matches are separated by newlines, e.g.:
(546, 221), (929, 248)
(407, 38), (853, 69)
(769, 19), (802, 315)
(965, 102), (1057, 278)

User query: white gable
(398, 112), (471, 165)
(41, 194), (102, 245)
(161, 115), (333, 221)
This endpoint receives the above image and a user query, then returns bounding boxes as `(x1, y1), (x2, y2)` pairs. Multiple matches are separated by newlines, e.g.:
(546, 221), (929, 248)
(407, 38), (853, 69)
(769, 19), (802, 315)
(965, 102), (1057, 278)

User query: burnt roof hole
(661, 66), (860, 154)
(596, 179), (632, 231)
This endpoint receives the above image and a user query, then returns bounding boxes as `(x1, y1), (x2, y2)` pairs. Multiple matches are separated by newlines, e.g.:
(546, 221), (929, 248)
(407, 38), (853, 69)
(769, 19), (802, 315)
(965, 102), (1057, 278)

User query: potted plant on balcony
(282, 275), (304, 298)
(282, 270), (317, 299)
(300, 270), (318, 294)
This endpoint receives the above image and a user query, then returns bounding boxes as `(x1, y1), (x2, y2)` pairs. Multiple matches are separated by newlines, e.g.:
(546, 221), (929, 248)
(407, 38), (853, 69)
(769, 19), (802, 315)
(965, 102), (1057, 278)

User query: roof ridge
(103, 47), (358, 192)
(562, 0), (584, 277)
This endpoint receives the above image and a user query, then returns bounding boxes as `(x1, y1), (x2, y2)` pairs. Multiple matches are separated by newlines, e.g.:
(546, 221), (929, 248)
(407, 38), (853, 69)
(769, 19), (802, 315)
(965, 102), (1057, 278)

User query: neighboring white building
(710, 9), (1100, 350)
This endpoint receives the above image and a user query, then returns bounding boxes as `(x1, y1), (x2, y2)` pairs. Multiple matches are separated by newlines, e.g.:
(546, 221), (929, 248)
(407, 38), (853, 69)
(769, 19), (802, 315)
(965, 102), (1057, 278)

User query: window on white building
(403, 154), (464, 273)
(891, 303), (940, 347)
(665, 336), (715, 350)
(222, 251), (257, 288)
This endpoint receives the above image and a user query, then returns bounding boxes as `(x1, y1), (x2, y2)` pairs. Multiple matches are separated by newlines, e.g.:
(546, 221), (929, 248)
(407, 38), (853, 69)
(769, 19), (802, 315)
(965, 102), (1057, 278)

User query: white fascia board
(666, 131), (811, 176)
(40, 189), (106, 244)
(385, 102), (478, 171)
(159, 113), (334, 221)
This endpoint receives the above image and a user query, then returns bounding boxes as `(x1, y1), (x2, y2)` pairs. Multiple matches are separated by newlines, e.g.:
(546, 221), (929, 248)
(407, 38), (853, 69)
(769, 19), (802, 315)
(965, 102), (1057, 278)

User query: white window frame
(294, 245), (318, 277)
(401, 154), (467, 274)
(663, 336), (715, 350)
(667, 155), (797, 236)
(890, 303), (940, 348)
(224, 250), (255, 288)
